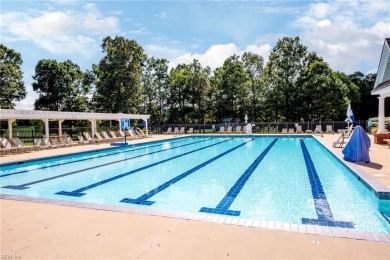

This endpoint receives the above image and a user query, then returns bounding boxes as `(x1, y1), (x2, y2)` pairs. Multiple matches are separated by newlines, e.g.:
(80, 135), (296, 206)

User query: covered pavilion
(0, 109), (150, 139)
(372, 38), (390, 134)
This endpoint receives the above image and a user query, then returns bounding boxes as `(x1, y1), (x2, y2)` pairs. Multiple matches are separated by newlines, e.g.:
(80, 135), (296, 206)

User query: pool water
(1, 136), (389, 234)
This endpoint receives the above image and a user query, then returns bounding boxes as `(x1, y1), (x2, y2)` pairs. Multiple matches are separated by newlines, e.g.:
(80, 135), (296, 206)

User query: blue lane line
(299, 139), (354, 228)
(55, 138), (234, 197)
(200, 138), (278, 216)
(0, 137), (195, 178)
(2, 138), (214, 190)
(121, 138), (255, 205)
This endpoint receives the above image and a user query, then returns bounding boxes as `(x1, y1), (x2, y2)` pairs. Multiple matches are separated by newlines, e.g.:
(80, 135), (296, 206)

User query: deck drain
(312, 240), (321, 244)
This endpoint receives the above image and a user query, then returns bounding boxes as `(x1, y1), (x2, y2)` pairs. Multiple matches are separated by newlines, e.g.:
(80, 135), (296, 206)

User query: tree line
(0, 36), (385, 127)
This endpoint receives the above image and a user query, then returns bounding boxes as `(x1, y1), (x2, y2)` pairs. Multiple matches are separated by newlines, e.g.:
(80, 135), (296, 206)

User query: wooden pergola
(0, 109), (150, 138)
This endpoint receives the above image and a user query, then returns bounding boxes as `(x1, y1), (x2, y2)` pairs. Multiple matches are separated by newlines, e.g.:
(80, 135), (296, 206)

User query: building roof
(372, 38), (390, 96)
(0, 109), (150, 121)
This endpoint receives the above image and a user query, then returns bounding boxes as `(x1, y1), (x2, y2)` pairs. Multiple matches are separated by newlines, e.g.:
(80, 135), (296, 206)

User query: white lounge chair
(218, 126), (225, 133)
(179, 127), (185, 134)
(83, 132), (99, 144)
(296, 125), (303, 134)
(313, 125), (323, 136)
(173, 127), (180, 134)
(163, 127), (173, 134)
(325, 125), (334, 134)
(288, 128), (295, 134)
(332, 132), (346, 148)
(187, 127), (194, 134)
(226, 126), (233, 133)
(281, 128), (288, 134)
(78, 136), (89, 145)
(235, 126), (242, 133)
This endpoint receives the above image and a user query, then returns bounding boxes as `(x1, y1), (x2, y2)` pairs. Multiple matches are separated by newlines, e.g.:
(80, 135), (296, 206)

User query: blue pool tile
(2, 138), (213, 191)
(199, 138), (278, 216)
(56, 138), (233, 197)
(299, 139), (354, 229)
(120, 139), (255, 206)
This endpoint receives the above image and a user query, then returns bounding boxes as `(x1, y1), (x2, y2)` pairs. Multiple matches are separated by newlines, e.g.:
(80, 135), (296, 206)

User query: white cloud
(82, 4), (119, 34)
(293, 0), (390, 73)
(170, 43), (271, 70)
(1, 4), (118, 56)
(317, 19), (331, 28)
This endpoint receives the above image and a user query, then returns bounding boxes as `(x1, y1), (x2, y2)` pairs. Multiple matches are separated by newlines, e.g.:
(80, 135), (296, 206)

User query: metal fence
(150, 120), (373, 134)
(1, 120), (387, 141)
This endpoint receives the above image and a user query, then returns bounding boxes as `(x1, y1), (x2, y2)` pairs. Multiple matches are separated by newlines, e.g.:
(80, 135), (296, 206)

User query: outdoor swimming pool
(1, 136), (389, 235)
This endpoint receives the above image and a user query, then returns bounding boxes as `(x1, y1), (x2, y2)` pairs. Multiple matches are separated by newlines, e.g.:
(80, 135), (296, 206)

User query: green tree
(242, 52), (264, 121)
(262, 37), (308, 121)
(349, 72), (379, 119)
(167, 63), (191, 124)
(211, 55), (247, 122)
(0, 44), (26, 108)
(187, 59), (210, 124)
(92, 36), (146, 113)
(32, 59), (90, 111)
(298, 56), (349, 121)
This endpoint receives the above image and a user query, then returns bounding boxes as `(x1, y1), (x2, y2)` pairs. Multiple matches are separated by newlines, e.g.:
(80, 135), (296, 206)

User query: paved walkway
(1, 134), (389, 259)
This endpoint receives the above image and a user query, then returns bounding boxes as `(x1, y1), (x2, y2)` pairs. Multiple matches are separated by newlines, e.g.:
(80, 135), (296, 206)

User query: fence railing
(150, 120), (376, 134)
(1, 120), (388, 141)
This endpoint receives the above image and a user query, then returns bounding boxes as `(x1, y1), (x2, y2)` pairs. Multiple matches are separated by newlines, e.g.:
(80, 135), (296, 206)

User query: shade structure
(342, 126), (371, 163)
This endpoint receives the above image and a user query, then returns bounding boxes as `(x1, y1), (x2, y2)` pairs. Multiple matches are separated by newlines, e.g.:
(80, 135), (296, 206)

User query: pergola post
(144, 118), (148, 135)
(89, 119), (96, 138)
(377, 96), (386, 133)
(41, 118), (49, 138)
(8, 118), (16, 138)
(58, 119), (65, 137)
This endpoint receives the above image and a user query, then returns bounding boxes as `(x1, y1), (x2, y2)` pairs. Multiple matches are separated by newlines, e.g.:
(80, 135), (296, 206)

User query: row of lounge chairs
(281, 125), (335, 135)
(163, 127), (194, 134)
(0, 128), (150, 155)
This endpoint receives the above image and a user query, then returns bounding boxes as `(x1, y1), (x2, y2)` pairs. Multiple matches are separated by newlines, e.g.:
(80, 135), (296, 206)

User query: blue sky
(1, 0), (390, 109)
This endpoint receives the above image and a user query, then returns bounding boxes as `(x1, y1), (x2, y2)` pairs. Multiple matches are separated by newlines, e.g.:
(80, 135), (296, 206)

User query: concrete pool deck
(1, 133), (389, 259)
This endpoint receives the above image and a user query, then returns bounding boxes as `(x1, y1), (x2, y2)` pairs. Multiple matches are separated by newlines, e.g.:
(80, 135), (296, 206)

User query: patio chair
(50, 137), (66, 148)
(109, 130), (122, 141)
(163, 127), (173, 134)
(137, 127), (153, 138)
(83, 132), (99, 144)
(281, 128), (288, 134)
(187, 127), (194, 134)
(95, 132), (107, 143)
(59, 137), (73, 147)
(313, 125), (323, 136)
(9, 137), (33, 152)
(326, 125), (334, 134)
(101, 131), (116, 142)
(43, 138), (59, 148)
(173, 127), (180, 134)
(125, 128), (138, 139)
(66, 137), (78, 146)
(332, 132), (346, 148)
(78, 136), (90, 145)
(179, 127), (186, 134)
(33, 138), (50, 150)
(235, 126), (242, 133)
(226, 126), (233, 133)
(296, 125), (303, 134)
(218, 126), (225, 133)
(0, 138), (19, 154)
(288, 128), (295, 134)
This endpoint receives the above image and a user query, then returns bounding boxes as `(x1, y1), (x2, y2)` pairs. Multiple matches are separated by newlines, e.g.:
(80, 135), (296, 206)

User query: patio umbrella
(244, 114), (248, 124)
(346, 103), (355, 122)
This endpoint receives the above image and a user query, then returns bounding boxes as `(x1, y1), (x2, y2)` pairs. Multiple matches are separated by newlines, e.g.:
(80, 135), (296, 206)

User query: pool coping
(1, 193), (389, 243)
(1, 134), (389, 243)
